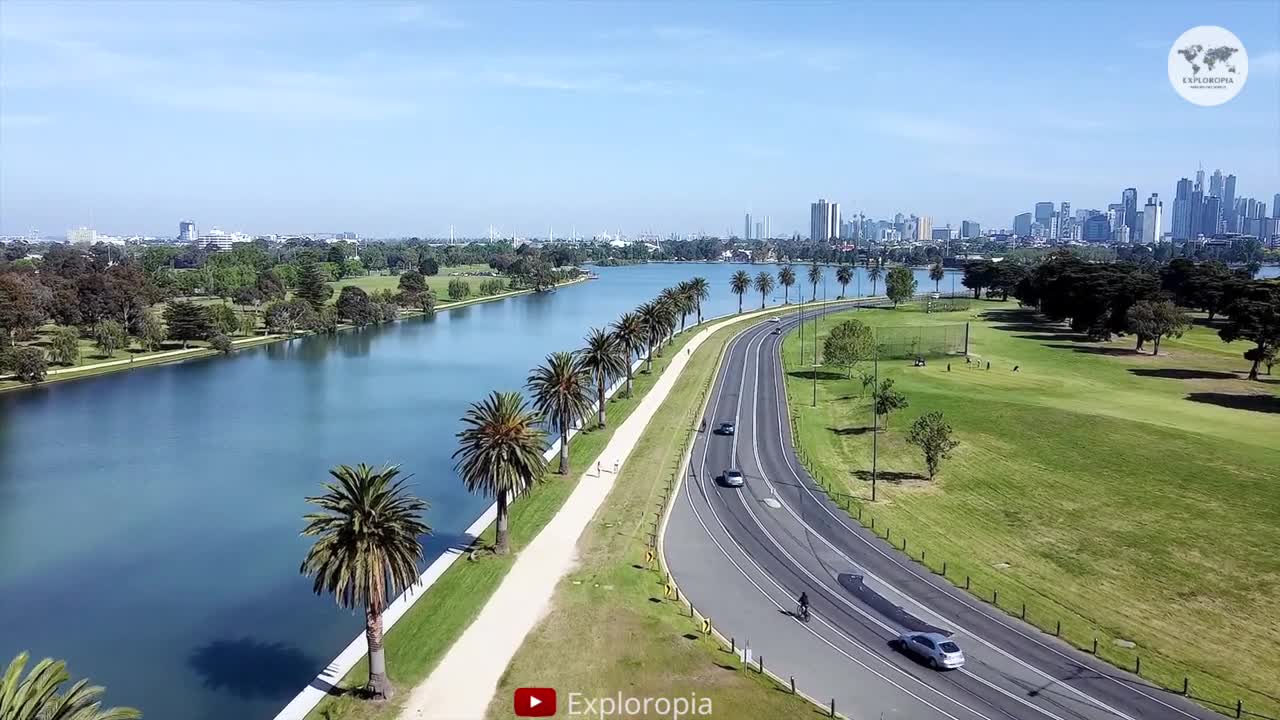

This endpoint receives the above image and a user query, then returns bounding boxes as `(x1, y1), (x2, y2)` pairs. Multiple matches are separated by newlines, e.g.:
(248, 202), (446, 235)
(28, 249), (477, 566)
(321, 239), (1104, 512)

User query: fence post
(1092, 637), (1098, 655)
(993, 589), (998, 606)
(731, 637), (735, 654)
(1182, 677), (1188, 696)
(830, 699), (836, 718)
(1021, 602), (1026, 619)
(965, 575), (970, 590)
(758, 656), (763, 674)
(1135, 656), (1140, 675)
(1055, 620), (1060, 636)
(942, 560), (947, 576)
(1236, 699), (1242, 718)
(902, 537), (907, 553)
(790, 676), (796, 694)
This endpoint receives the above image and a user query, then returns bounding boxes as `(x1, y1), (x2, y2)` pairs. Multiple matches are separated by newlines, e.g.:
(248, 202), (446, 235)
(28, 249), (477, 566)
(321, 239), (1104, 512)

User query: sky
(1, 0), (1278, 239)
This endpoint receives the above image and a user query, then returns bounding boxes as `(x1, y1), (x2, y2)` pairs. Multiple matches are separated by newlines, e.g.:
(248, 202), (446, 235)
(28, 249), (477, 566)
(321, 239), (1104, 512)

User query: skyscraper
(1122, 188), (1138, 239)
(1059, 202), (1072, 240)
(961, 220), (981, 239)
(1189, 189), (1204, 239)
(1172, 178), (1193, 241)
(1013, 213), (1032, 236)
(1223, 175), (1237, 232)
(1142, 193), (1162, 244)
(1195, 167), (1205, 192)
(744, 212), (752, 240)
(1034, 202), (1055, 229)
(1273, 194), (1280, 220)
(917, 216), (932, 241)
(1202, 196), (1221, 237)
(1209, 169), (1223, 199)
(809, 199), (839, 242)
(1082, 213), (1110, 242)
(179, 221), (196, 242)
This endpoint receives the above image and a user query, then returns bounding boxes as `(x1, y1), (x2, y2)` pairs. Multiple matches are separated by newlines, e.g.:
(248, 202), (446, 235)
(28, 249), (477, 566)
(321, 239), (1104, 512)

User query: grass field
(328, 265), (501, 301)
(781, 300), (1280, 717)
(307, 314), (740, 720)
(486, 313), (816, 720)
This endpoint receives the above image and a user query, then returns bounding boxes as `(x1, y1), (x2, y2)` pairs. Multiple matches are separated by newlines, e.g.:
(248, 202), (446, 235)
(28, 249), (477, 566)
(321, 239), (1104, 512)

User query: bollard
(921, 548), (926, 563)
(1236, 699), (1242, 718)
(690, 603), (695, 618)
(870, 517), (874, 529)
(731, 637), (735, 654)
(858, 505), (862, 521)
(942, 560), (948, 576)
(1055, 620), (1061, 636)
(1182, 677), (1189, 696)
(758, 656), (763, 674)
(965, 575), (971, 590)
(790, 676), (796, 694)
(993, 589), (998, 606)
(1093, 638), (1098, 654)
(1021, 602), (1026, 619)
(902, 538), (907, 553)
(830, 699), (836, 718)
(886, 527), (890, 543)
(1135, 656), (1140, 675)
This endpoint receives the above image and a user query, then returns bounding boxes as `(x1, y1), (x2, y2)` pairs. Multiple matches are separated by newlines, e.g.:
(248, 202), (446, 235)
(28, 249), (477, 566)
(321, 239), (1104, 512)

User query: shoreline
(0, 274), (589, 395)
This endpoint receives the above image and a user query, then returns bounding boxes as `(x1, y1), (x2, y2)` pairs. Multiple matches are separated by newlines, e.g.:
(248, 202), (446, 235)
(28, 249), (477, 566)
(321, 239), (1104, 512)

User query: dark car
(716, 422), (736, 435)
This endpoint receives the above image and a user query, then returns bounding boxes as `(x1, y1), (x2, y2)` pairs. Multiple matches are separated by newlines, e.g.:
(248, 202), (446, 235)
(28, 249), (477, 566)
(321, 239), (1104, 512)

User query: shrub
(209, 333), (233, 354)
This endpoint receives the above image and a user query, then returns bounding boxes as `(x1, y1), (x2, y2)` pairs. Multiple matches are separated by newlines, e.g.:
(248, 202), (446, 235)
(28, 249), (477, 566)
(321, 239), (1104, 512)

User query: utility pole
(871, 349), (879, 502)
(797, 298), (805, 365)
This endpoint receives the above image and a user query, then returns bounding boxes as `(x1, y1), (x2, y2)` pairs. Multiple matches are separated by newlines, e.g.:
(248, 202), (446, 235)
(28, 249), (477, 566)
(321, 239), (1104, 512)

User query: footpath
(396, 306), (779, 720)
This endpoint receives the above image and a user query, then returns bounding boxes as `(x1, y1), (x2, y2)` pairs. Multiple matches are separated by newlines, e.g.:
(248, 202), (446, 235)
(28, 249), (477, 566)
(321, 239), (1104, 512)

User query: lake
(0, 262), (954, 719)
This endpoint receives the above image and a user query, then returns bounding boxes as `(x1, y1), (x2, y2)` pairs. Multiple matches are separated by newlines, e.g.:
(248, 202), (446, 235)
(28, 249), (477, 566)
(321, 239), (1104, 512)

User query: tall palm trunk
(558, 416), (570, 474)
(495, 489), (510, 554)
(596, 374), (607, 428)
(624, 355), (634, 396)
(646, 340), (654, 372)
(696, 300), (703, 324)
(366, 604), (392, 698)
(760, 290), (766, 309)
(737, 294), (743, 313)
(681, 311), (687, 330)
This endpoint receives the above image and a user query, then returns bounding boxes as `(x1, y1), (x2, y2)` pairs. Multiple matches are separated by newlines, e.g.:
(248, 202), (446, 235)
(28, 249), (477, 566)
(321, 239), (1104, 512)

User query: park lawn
(307, 315), (724, 720)
(782, 300), (1280, 718)
(328, 265), (502, 301)
(487, 313), (817, 720)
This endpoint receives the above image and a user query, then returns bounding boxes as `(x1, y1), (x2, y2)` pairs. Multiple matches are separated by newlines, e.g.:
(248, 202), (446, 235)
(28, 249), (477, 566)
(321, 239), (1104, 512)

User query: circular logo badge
(1168, 26), (1248, 106)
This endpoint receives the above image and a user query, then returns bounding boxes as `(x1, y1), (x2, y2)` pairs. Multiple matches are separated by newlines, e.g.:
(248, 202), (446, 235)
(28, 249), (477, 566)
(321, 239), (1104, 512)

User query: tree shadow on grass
(1017, 333), (1091, 343)
(188, 637), (322, 700)
(1128, 368), (1239, 380)
(852, 470), (926, 484)
(828, 426), (873, 436)
(786, 370), (848, 381)
(1044, 343), (1138, 357)
(1185, 392), (1280, 414)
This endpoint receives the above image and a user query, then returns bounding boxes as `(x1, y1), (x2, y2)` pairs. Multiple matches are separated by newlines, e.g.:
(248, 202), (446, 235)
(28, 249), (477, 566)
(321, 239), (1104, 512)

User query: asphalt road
(664, 305), (1220, 720)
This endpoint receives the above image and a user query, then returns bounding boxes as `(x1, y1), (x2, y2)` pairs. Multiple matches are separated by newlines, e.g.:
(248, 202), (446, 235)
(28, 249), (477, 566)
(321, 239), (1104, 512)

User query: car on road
(716, 421), (736, 435)
(721, 469), (745, 488)
(930, 292), (941, 299)
(769, 317), (781, 323)
(896, 632), (964, 670)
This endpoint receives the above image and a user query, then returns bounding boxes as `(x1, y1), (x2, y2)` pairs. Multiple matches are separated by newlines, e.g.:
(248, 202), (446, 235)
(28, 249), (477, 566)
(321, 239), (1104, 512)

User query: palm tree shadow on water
(188, 637), (325, 700)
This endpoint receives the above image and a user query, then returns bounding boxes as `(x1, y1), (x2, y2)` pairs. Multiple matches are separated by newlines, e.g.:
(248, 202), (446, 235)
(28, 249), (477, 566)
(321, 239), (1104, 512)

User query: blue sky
(1, 1), (1277, 238)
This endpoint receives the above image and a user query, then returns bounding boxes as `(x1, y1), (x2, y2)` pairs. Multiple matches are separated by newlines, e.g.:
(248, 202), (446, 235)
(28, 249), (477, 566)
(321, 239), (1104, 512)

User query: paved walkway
(398, 307), (778, 720)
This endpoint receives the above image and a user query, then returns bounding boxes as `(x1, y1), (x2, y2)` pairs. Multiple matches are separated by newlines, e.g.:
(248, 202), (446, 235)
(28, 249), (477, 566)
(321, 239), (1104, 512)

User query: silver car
(721, 469), (745, 488)
(898, 631), (965, 670)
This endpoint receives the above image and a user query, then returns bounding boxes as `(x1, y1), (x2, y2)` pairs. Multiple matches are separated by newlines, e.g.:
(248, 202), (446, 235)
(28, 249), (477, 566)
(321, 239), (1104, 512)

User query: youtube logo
(514, 687), (557, 717)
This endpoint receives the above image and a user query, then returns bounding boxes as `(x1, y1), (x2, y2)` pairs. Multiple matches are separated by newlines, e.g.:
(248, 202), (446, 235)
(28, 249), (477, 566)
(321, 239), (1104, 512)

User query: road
(664, 306), (1219, 720)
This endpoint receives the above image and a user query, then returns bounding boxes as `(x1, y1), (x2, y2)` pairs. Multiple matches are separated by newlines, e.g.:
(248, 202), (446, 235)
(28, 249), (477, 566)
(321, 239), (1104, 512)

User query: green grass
(781, 300), (1280, 717)
(328, 265), (500, 301)
(307, 316), (733, 720)
(487, 313), (817, 720)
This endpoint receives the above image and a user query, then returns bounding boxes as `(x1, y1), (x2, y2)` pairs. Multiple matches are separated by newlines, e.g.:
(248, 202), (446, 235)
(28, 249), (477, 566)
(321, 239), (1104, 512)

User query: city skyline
(2, 1), (1279, 238)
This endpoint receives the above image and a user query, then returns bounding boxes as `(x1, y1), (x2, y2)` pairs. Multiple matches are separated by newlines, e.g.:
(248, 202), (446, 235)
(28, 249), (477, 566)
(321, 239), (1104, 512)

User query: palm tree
(657, 287), (683, 342)
(636, 301), (663, 371)
(300, 463), (430, 700)
(836, 265), (853, 298)
(527, 351), (594, 475)
(867, 259), (884, 296)
(730, 270), (751, 313)
(754, 271), (774, 309)
(580, 328), (627, 428)
(612, 312), (645, 396)
(671, 282), (693, 331)
(1, 652), (141, 720)
(688, 277), (710, 323)
(454, 391), (547, 555)
(807, 263), (823, 303)
(778, 265), (796, 304)
(930, 261), (945, 292)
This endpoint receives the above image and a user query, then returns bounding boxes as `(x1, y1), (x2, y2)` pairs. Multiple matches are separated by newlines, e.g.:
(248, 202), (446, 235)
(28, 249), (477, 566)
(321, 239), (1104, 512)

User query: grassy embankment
(781, 300), (1280, 717)
(307, 311), (792, 720)
(487, 313), (817, 720)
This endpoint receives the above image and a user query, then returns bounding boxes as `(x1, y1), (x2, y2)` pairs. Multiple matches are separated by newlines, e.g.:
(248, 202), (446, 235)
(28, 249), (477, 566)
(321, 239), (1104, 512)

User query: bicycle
(796, 603), (811, 623)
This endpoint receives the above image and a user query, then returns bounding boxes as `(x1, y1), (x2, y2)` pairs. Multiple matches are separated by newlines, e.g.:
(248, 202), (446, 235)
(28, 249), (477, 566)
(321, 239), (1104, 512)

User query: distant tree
(397, 270), (426, 294)
(342, 257), (365, 278)
(778, 265), (796, 304)
(164, 301), (212, 348)
(418, 257), (440, 276)
(754, 271), (774, 309)
(209, 303), (240, 336)
(10, 347), (47, 383)
(300, 464), (429, 700)
(730, 270), (751, 313)
(264, 299), (318, 337)
(961, 260), (995, 299)
(823, 319), (874, 378)
(872, 377), (908, 429)
(453, 391), (547, 555)
(232, 285), (261, 309)
(527, 351), (594, 475)
(1126, 300), (1190, 355)
(0, 272), (47, 342)
(336, 286), (375, 327)
(866, 259), (885, 297)
(611, 311), (645, 396)
(317, 305), (340, 333)
(1, 651), (141, 720)
(295, 262), (333, 310)
(579, 328), (628, 428)
(1219, 282), (1280, 380)
(49, 326), (81, 366)
(807, 263), (823, 302)
(326, 245), (346, 265)
(139, 311), (167, 351)
(929, 261), (945, 292)
(885, 266), (917, 307)
(447, 278), (471, 301)
(209, 333), (233, 354)
(835, 265), (853, 298)
(907, 411), (960, 480)
(92, 319), (129, 357)
(239, 312), (258, 337)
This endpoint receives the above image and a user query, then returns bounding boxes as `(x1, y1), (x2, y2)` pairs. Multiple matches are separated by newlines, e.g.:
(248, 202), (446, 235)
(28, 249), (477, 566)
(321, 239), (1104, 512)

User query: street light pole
(812, 363), (820, 407)
(871, 349), (879, 502)
(797, 296), (804, 366)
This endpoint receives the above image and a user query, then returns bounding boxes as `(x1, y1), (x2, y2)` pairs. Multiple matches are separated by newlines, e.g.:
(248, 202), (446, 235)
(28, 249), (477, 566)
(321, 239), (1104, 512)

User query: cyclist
(797, 591), (810, 620)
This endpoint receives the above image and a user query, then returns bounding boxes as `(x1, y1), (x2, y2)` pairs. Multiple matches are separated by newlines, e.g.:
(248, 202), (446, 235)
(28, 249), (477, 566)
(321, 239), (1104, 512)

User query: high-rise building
(1223, 175), (1238, 232)
(1013, 213), (1032, 236)
(1034, 202), (1055, 229)
(1195, 168), (1205, 193)
(1189, 189), (1204, 239)
(961, 220), (981, 238)
(1209, 169), (1224, 199)
(1172, 178), (1193, 241)
(917, 216), (932, 241)
(1058, 202), (1072, 240)
(1107, 203), (1125, 234)
(1273, 194), (1280, 220)
(1142, 193), (1162, 244)
(744, 213), (753, 240)
(764, 216), (771, 239)
(1082, 213), (1110, 242)
(809, 199), (839, 242)
(179, 221), (197, 242)
(1201, 196), (1221, 236)
(1122, 188), (1138, 239)
(755, 222), (763, 240)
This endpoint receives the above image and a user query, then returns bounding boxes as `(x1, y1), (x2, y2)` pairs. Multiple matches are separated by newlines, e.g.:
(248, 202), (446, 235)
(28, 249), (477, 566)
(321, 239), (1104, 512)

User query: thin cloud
(1252, 50), (1280, 74)
(870, 113), (994, 146)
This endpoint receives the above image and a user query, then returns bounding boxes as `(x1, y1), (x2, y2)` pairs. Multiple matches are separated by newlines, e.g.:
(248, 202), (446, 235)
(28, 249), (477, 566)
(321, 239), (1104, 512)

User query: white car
(897, 632), (965, 670)
(721, 469), (745, 488)
(769, 317), (781, 323)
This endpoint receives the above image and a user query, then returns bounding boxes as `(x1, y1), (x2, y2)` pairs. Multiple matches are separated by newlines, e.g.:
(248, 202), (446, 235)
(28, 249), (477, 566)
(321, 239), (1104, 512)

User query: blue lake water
(0, 262), (955, 719)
